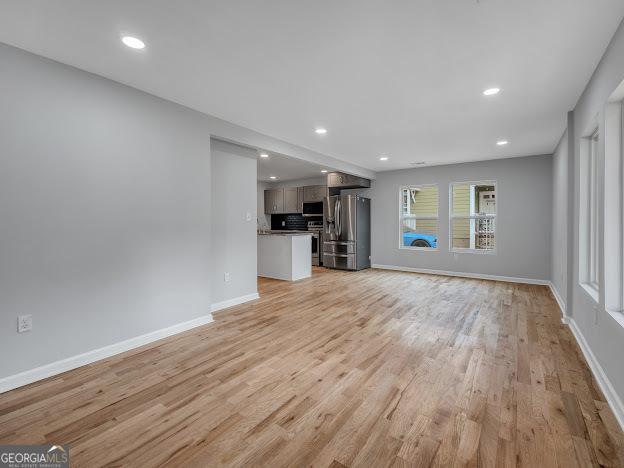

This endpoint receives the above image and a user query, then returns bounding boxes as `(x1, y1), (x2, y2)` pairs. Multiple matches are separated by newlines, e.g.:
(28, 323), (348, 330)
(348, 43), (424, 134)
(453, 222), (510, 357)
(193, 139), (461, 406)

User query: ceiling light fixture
(321, 169), (328, 173)
(269, 176), (277, 180)
(483, 87), (500, 96)
(379, 156), (389, 161)
(259, 153), (269, 158)
(315, 128), (327, 135)
(121, 36), (145, 49)
(496, 140), (508, 146)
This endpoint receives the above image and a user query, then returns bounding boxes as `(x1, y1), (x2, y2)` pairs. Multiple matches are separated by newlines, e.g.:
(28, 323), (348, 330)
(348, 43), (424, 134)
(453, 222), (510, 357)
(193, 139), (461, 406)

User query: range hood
(326, 172), (371, 190)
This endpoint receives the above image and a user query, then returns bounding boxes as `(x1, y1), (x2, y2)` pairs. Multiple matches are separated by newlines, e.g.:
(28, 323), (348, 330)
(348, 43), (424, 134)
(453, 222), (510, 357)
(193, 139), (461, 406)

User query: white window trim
(449, 180), (498, 255)
(605, 95), (624, 321)
(398, 184), (439, 251)
(579, 124), (600, 303)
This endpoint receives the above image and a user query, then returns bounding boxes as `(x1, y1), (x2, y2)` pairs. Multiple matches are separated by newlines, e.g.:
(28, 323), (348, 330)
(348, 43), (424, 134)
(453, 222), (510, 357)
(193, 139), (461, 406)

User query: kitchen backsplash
(271, 214), (308, 230)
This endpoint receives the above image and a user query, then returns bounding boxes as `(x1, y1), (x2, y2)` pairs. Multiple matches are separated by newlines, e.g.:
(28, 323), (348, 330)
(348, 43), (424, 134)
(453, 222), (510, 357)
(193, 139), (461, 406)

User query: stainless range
(307, 220), (323, 266)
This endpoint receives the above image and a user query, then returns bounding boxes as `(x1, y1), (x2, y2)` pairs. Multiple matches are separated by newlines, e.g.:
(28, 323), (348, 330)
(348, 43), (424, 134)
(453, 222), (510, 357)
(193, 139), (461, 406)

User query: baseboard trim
(211, 292), (260, 313)
(547, 282), (568, 323)
(0, 313), (214, 394)
(566, 317), (624, 431)
(0, 293), (262, 394)
(545, 284), (623, 430)
(371, 264), (550, 285)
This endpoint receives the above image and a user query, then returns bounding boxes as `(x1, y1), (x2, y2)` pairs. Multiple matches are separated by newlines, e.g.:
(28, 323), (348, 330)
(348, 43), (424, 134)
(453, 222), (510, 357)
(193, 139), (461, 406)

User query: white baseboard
(0, 292), (261, 394)
(371, 264), (550, 285)
(566, 317), (624, 431)
(0, 314), (214, 394)
(547, 282), (568, 323)
(211, 292), (260, 313)
(540, 283), (623, 431)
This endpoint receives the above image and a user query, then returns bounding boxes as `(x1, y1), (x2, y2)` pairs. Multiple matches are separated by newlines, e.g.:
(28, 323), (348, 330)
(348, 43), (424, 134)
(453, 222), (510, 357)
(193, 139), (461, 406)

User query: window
(605, 86), (624, 318)
(399, 185), (438, 249)
(580, 128), (600, 298)
(450, 181), (497, 253)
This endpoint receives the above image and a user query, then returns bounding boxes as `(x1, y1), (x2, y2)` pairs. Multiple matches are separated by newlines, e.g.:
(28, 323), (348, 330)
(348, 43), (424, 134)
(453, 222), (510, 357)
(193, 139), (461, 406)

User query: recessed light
(483, 87), (500, 96)
(122, 36), (145, 49)
(315, 128), (327, 135)
(259, 153), (269, 158)
(379, 156), (389, 161)
(321, 169), (328, 173)
(269, 176), (277, 180)
(496, 140), (508, 146)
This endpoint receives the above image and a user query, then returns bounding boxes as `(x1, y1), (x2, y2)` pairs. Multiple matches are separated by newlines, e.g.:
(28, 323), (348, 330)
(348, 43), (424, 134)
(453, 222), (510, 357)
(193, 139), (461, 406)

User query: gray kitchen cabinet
(264, 188), (284, 214)
(264, 190), (273, 214)
(297, 187), (304, 212)
(303, 185), (326, 203)
(284, 187), (299, 213)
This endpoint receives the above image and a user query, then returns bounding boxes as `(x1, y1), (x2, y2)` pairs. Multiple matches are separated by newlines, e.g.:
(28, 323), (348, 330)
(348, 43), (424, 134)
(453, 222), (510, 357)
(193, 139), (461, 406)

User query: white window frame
(449, 180), (497, 255)
(579, 127), (600, 302)
(605, 92), (624, 328)
(398, 184), (439, 251)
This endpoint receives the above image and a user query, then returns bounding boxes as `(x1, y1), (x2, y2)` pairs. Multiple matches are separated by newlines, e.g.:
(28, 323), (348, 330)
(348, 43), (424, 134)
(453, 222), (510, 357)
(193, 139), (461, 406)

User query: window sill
(580, 282), (599, 303)
(399, 246), (439, 252)
(605, 308), (624, 330)
(451, 248), (496, 255)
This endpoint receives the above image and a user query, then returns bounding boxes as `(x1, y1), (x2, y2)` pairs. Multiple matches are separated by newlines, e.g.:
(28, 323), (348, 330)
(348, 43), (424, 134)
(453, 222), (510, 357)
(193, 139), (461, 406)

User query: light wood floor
(1, 268), (623, 467)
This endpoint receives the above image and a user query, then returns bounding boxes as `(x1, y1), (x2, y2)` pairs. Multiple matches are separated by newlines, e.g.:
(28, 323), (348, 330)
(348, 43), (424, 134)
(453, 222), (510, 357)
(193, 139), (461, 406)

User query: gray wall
(567, 18), (624, 408)
(551, 131), (568, 305)
(211, 140), (258, 305)
(370, 155), (552, 281)
(0, 43), (213, 378)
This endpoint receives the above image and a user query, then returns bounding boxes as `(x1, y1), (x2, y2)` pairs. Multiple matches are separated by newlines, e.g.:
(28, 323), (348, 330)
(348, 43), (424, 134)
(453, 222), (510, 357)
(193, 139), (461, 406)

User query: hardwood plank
(0, 267), (621, 467)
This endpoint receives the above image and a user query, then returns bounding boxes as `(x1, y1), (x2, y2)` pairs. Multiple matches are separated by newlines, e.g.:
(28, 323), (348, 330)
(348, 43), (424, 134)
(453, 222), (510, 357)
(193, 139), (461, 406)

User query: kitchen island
(257, 232), (312, 281)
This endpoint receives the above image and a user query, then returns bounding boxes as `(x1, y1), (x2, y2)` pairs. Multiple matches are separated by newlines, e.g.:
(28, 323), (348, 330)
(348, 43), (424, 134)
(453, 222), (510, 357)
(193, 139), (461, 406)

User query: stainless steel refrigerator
(323, 195), (371, 270)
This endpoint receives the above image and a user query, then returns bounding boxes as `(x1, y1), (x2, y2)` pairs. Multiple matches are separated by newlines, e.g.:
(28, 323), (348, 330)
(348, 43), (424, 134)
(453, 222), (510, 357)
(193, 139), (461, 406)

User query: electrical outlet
(224, 272), (231, 283)
(246, 212), (252, 222)
(17, 314), (32, 333)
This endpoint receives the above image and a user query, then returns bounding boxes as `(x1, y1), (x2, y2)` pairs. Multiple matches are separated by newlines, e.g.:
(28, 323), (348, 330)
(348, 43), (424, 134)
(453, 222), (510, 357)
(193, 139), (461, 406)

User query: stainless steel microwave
(302, 201), (323, 217)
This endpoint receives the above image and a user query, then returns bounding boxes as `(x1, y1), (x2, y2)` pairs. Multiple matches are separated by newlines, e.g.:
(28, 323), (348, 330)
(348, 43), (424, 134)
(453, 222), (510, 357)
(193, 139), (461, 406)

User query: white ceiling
(257, 152), (334, 183)
(1, 1), (623, 171)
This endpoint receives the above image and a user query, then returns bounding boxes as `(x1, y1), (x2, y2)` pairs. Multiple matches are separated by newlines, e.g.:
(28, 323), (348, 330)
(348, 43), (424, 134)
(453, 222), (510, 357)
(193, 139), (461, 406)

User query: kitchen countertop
(258, 230), (313, 236)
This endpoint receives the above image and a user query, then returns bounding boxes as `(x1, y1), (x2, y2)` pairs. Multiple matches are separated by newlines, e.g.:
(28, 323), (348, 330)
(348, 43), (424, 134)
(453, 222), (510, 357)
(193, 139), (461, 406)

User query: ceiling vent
(410, 161), (426, 166)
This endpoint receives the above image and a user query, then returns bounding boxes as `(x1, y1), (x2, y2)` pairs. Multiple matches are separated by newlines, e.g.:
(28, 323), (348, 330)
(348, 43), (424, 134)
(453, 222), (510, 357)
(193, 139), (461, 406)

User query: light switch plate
(18, 314), (32, 333)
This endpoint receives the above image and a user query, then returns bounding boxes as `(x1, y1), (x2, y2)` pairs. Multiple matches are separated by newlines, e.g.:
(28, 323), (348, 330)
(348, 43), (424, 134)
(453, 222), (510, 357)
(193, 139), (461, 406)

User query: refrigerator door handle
(335, 199), (341, 238)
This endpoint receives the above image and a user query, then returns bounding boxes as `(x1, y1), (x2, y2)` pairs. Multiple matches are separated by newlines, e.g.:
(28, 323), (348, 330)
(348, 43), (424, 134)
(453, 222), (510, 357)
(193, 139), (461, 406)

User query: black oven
(302, 201), (323, 217)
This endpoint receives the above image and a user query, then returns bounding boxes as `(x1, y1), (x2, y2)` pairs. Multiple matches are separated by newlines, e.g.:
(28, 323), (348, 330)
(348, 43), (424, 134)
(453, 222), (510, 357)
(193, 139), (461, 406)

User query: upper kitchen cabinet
(284, 187), (299, 213)
(303, 185), (326, 203)
(297, 187), (304, 212)
(264, 188), (284, 214)
(264, 185), (327, 214)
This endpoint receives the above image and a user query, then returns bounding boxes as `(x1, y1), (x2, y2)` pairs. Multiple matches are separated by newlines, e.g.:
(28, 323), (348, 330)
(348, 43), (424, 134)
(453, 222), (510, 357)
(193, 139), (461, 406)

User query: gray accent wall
(562, 17), (624, 412)
(210, 140), (258, 305)
(0, 43), (354, 382)
(370, 155), (553, 281)
(0, 43), (213, 378)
